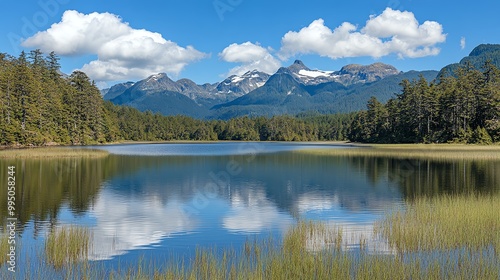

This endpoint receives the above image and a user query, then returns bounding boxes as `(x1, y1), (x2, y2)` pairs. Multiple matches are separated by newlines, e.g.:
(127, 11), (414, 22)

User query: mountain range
(103, 44), (500, 119)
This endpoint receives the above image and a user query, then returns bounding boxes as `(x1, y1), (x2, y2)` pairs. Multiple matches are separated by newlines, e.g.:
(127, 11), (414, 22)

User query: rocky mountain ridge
(104, 60), (437, 119)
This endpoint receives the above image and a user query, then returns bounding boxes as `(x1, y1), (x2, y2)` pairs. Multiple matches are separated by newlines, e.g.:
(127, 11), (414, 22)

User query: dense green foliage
(108, 104), (354, 142)
(0, 51), (110, 145)
(349, 62), (500, 143)
(0, 51), (353, 146)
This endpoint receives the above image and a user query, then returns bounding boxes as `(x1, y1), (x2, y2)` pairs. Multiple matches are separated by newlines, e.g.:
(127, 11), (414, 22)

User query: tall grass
(0, 147), (109, 158)
(299, 144), (500, 160)
(376, 194), (500, 254)
(0, 231), (9, 264)
(103, 220), (498, 280)
(45, 226), (92, 268)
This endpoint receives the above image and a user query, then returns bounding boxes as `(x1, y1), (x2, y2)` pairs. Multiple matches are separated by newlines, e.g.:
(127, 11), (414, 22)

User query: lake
(1, 142), (499, 276)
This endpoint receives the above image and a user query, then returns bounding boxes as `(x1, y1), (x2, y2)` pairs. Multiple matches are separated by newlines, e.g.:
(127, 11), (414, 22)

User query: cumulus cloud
(22, 10), (207, 81)
(460, 37), (466, 50)
(219, 42), (281, 76)
(279, 8), (446, 60)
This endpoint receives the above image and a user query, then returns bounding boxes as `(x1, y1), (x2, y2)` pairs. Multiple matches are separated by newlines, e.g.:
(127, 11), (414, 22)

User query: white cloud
(22, 10), (207, 81)
(219, 42), (281, 76)
(279, 8), (446, 60)
(460, 37), (466, 50)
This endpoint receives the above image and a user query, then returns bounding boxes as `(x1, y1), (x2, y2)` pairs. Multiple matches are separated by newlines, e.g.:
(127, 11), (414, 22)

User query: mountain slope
(210, 69), (438, 119)
(124, 90), (207, 118)
(439, 44), (500, 77)
(110, 74), (207, 117)
(103, 82), (135, 100)
(216, 70), (270, 95)
(283, 60), (400, 86)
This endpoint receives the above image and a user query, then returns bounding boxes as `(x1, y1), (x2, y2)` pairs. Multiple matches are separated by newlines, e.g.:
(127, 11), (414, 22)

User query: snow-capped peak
(297, 69), (334, 78)
(147, 73), (167, 82)
(216, 70), (271, 95)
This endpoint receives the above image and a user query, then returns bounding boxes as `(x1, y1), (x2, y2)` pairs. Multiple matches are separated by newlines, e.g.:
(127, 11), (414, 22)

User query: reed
(0, 147), (109, 158)
(299, 144), (500, 160)
(104, 220), (498, 279)
(45, 226), (92, 268)
(376, 194), (500, 254)
(0, 231), (9, 264)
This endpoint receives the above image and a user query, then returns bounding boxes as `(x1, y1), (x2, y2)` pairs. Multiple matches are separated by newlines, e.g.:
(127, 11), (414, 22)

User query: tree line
(349, 62), (500, 144)
(1, 50), (499, 146)
(0, 51), (352, 146)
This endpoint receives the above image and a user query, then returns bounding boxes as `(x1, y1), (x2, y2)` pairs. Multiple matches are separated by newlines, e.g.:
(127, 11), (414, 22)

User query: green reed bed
(45, 226), (92, 269)
(0, 147), (109, 159)
(0, 231), (9, 264)
(376, 194), (500, 254)
(100, 219), (498, 280)
(300, 144), (500, 160)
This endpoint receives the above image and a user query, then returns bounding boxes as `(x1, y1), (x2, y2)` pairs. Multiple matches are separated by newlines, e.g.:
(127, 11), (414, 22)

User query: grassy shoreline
(0, 147), (109, 159)
(298, 143), (500, 160)
(2, 141), (500, 159)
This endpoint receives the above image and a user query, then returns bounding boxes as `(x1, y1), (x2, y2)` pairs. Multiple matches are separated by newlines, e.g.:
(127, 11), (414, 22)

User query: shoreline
(298, 143), (500, 160)
(1, 141), (500, 159)
(0, 147), (110, 159)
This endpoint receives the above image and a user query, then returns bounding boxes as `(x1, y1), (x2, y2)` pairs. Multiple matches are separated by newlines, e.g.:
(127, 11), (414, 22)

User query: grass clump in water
(45, 226), (92, 268)
(0, 147), (109, 158)
(377, 194), (500, 254)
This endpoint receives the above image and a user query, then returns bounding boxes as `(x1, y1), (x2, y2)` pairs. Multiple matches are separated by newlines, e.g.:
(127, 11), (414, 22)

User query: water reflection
(0, 158), (108, 232)
(223, 187), (293, 233)
(86, 187), (198, 260)
(343, 156), (500, 197)
(1, 144), (499, 263)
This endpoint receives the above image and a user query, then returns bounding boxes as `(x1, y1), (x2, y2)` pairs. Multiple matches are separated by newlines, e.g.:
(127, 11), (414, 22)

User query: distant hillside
(439, 44), (500, 77)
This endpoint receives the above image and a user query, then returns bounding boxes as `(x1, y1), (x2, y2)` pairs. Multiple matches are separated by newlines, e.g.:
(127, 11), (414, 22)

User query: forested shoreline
(349, 62), (500, 144)
(1, 50), (499, 147)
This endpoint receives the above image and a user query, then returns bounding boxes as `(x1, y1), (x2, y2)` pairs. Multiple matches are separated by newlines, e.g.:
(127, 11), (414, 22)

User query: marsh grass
(6, 195), (500, 279)
(0, 230), (9, 264)
(300, 144), (500, 160)
(0, 147), (109, 158)
(376, 194), (500, 254)
(45, 226), (92, 268)
(99, 220), (498, 280)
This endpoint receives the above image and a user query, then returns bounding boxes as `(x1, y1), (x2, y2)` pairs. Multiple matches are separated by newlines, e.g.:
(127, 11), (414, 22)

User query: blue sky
(1, 0), (499, 87)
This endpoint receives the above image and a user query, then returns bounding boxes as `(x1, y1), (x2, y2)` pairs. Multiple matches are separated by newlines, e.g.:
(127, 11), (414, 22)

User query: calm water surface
(1, 142), (499, 275)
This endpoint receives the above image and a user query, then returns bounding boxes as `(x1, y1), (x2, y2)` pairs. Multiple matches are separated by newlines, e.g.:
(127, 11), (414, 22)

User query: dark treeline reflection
(343, 156), (500, 198)
(0, 155), (231, 230)
(0, 158), (108, 231)
(1, 153), (499, 234)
